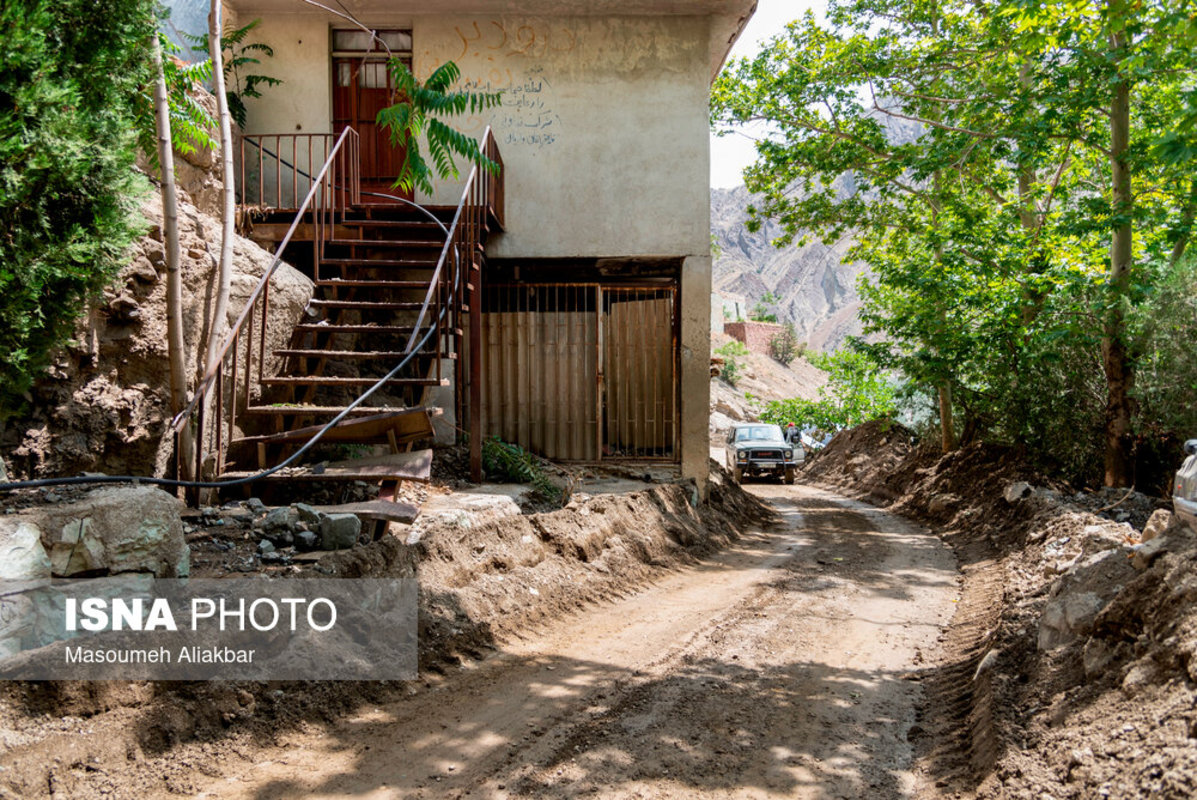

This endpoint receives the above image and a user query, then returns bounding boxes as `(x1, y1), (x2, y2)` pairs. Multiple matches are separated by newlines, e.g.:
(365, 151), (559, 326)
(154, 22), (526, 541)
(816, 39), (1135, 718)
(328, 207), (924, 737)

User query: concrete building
(213, 0), (755, 494)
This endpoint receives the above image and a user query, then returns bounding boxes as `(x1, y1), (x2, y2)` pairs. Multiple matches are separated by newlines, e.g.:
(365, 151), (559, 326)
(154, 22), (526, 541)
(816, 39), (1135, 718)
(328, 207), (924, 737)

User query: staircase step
(319, 258), (439, 269)
(243, 404), (443, 418)
(316, 279), (431, 289)
(260, 376), (450, 388)
(219, 449), (434, 485)
(275, 349), (456, 361)
(328, 238), (443, 249)
(343, 218), (447, 228)
(294, 324), (462, 336)
(308, 299), (425, 311)
(231, 408), (436, 447)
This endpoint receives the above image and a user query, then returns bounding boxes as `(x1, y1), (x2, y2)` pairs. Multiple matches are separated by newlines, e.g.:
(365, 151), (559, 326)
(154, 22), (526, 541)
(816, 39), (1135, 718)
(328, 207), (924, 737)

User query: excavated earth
(6, 418), (1196, 799)
(804, 420), (1197, 799)
(0, 461), (973, 799)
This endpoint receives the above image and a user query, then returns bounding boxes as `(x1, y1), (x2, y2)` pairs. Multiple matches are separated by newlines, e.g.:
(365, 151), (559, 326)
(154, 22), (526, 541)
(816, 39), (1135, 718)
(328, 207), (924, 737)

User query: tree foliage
(188, 18), (280, 129)
(0, 0), (154, 414)
(136, 30), (215, 168)
(758, 348), (897, 433)
(768, 322), (801, 365)
(712, 0), (1197, 485)
(377, 60), (502, 195)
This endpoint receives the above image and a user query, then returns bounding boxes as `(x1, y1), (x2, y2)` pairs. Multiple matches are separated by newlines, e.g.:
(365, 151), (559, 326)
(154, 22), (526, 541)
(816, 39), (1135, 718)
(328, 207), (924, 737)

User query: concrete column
(680, 254), (711, 498)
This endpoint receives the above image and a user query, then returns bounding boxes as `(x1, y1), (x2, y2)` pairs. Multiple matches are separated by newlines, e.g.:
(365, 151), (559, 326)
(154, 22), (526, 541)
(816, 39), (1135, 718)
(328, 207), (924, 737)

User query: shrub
(0, 0), (154, 415)
(715, 340), (750, 386)
(768, 323), (801, 365)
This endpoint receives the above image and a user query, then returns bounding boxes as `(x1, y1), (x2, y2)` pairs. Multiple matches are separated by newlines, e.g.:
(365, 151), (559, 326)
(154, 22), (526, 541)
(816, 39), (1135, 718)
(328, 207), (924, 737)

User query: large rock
(320, 513), (362, 550)
(0, 193), (313, 481)
(1038, 549), (1135, 650)
(0, 518), (51, 580)
(32, 486), (189, 577)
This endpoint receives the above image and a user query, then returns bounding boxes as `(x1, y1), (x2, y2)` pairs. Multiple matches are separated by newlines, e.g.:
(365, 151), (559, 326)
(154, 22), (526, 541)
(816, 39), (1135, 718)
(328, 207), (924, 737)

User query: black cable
(0, 192), (461, 494)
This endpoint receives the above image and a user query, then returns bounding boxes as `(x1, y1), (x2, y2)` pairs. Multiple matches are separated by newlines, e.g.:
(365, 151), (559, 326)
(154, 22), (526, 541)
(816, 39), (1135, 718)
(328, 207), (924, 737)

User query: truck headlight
(737, 451), (748, 461)
(785, 449), (793, 460)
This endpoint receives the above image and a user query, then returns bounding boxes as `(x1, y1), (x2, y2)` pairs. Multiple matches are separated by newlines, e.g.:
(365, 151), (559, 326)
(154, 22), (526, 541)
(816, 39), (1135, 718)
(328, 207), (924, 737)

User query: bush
(768, 323), (802, 365)
(716, 340), (750, 386)
(0, 0), (154, 415)
(481, 436), (562, 503)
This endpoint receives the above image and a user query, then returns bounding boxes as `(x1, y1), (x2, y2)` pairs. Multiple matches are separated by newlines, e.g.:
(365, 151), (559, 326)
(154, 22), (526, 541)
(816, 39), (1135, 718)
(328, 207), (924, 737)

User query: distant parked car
(1174, 439), (1197, 528)
(725, 423), (803, 485)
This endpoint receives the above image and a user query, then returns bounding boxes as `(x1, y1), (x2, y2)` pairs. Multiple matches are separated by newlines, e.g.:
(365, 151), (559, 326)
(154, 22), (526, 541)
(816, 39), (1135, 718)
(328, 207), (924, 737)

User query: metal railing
(237, 133), (360, 212)
(172, 126), (504, 484)
(173, 127), (359, 482)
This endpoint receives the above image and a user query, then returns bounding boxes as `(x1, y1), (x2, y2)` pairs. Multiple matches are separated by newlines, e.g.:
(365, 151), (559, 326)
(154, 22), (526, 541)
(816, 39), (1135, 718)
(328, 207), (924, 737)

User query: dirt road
(189, 484), (957, 799)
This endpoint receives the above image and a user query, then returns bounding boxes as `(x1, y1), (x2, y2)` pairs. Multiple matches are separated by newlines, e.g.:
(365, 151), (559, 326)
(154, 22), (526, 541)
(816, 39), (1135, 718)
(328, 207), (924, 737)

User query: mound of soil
(0, 474), (773, 799)
(805, 420), (1197, 799)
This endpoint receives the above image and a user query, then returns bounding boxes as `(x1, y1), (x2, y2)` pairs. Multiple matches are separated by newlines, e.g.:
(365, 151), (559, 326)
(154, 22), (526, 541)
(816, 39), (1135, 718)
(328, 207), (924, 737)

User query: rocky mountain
(710, 185), (868, 353)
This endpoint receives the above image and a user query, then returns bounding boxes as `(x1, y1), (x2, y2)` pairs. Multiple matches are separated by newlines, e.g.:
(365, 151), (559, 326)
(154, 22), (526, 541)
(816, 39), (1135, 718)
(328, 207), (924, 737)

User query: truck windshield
(736, 426), (782, 442)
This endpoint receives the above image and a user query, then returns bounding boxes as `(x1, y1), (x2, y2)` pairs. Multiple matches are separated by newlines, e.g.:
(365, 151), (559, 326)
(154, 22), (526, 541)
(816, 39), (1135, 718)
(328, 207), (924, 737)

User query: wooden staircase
(175, 126), (504, 497)
(226, 204), (478, 483)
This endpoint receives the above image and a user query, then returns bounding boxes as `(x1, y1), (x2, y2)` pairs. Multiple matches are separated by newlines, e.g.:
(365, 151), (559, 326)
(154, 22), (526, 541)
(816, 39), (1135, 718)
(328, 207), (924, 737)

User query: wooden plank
(232, 409), (434, 447)
(219, 449), (433, 484)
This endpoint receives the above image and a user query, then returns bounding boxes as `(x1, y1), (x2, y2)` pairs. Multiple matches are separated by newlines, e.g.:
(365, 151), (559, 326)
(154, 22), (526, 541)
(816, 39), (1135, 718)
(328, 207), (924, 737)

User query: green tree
(377, 60), (502, 195)
(749, 291), (779, 323)
(713, 0), (1197, 485)
(0, 0), (154, 414)
(768, 322), (800, 365)
(759, 347), (897, 432)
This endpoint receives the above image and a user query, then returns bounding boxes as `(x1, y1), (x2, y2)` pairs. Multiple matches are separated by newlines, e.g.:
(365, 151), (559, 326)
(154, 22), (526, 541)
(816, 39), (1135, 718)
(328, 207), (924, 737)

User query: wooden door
(332, 55), (412, 201)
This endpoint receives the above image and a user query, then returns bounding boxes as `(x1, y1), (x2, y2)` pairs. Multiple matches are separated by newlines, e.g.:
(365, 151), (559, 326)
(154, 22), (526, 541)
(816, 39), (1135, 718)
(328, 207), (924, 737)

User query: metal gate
(480, 283), (678, 462)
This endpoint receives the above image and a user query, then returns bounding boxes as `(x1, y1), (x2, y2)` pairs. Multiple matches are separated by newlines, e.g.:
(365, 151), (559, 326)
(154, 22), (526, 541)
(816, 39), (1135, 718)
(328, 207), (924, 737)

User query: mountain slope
(710, 185), (868, 352)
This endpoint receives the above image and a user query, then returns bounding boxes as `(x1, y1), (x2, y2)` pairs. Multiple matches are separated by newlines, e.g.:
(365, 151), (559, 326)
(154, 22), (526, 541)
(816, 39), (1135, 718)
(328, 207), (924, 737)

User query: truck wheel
(784, 469), (796, 485)
(733, 468), (744, 484)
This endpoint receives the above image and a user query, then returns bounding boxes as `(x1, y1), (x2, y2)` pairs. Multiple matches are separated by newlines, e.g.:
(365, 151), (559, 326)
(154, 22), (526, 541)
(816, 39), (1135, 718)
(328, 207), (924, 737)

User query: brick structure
(724, 321), (783, 356)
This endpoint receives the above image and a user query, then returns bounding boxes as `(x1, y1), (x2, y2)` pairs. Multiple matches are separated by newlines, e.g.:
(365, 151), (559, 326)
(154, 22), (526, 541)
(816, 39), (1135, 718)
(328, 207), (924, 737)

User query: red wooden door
(332, 56), (412, 201)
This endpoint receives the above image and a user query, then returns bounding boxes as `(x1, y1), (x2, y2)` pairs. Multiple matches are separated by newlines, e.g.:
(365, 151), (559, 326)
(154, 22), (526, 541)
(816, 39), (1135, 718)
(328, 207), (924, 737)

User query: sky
(710, 0), (824, 189)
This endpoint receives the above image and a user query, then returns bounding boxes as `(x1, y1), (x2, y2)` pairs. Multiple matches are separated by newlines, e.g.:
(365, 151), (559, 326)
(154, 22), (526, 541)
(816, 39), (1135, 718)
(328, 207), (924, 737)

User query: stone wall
(724, 321), (783, 356)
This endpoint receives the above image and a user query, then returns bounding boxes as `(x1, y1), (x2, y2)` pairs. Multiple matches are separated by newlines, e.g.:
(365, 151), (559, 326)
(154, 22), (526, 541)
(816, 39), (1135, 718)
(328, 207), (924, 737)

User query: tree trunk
(1103, 29), (1133, 488)
(938, 382), (955, 453)
(202, 0), (236, 477)
(151, 31), (195, 482)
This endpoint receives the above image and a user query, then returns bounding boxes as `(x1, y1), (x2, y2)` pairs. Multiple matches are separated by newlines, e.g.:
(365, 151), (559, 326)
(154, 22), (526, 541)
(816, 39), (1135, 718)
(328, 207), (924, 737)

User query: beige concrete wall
(235, 6), (713, 489)
(681, 255), (712, 496)
(239, 16), (331, 139)
(238, 11), (710, 261)
(414, 15), (711, 260)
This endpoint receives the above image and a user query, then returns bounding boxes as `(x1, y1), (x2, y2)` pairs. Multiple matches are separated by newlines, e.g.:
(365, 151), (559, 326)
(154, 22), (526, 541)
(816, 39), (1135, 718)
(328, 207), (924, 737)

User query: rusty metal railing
(173, 126), (503, 486)
(237, 133), (360, 212)
(172, 127), (359, 481)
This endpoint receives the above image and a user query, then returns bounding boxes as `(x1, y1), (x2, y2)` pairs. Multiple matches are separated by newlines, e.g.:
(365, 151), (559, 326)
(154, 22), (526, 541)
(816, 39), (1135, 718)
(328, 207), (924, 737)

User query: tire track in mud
(914, 549), (1007, 791)
(143, 485), (958, 799)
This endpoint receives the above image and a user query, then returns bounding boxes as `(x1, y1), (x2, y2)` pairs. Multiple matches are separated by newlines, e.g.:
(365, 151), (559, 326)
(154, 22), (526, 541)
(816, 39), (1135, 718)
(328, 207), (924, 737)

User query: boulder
(1141, 509), (1171, 542)
(1004, 481), (1032, 503)
(320, 513), (361, 550)
(1038, 549), (1135, 650)
(928, 494), (958, 515)
(262, 506), (297, 532)
(32, 486), (189, 577)
(294, 503), (323, 526)
(0, 518), (51, 580)
(1131, 536), (1169, 571)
